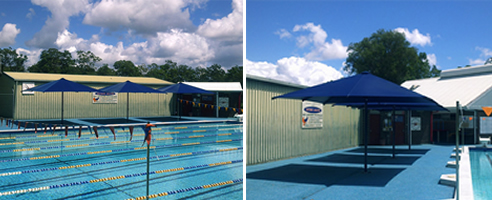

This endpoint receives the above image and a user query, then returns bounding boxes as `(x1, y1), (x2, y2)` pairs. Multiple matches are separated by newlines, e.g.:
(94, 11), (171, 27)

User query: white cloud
(16, 48), (43, 67)
(197, 0), (242, 42)
(246, 57), (343, 86)
(0, 23), (21, 47)
(427, 53), (437, 67)
(468, 47), (492, 65)
(394, 27), (432, 47)
(26, 8), (36, 20)
(83, 0), (204, 35)
(26, 0), (90, 48)
(292, 23), (347, 61)
(275, 29), (292, 39)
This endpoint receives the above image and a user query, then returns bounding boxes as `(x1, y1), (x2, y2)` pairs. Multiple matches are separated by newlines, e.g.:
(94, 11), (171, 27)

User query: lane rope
(0, 160), (242, 197)
(0, 139), (242, 163)
(0, 132), (242, 153)
(127, 178), (243, 200)
(0, 147), (242, 177)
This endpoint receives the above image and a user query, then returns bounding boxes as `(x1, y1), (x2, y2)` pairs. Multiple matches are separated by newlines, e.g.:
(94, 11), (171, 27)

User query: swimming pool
(469, 147), (492, 200)
(0, 121), (243, 199)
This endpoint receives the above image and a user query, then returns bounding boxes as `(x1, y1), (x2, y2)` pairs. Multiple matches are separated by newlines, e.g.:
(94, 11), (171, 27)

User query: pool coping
(459, 146), (473, 200)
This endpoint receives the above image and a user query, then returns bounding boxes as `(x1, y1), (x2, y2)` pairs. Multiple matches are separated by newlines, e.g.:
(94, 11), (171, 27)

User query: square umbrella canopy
(157, 83), (214, 118)
(98, 81), (165, 120)
(25, 78), (100, 124)
(272, 72), (444, 172)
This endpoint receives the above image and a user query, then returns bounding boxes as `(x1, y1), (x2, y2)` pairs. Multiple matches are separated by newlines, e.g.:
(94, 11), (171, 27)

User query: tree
(205, 64), (226, 82)
(485, 57), (492, 65)
(225, 65), (243, 86)
(96, 64), (116, 76)
(345, 29), (434, 84)
(0, 47), (27, 72)
(75, 50), (101, 75)
(28, 48), (75, 74)
(113, 60), (142, 77)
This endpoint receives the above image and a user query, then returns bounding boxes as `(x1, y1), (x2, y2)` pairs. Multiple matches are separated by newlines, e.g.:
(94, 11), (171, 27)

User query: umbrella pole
(455, 101), (460, 200)
(392, 106), (396, 158)
(61, 91), (64, 124)
(364, 99), (368, 172)
(126, 92), (130, 121)
(146, 141), (150, 199)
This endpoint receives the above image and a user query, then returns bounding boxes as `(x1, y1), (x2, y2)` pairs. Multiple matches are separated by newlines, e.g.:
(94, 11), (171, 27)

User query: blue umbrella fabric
(157, 82), (214, 94)
(99, 81), (164, 120)
(26, 78), (100, 123)
(157, 83), (213, 119)
(272, 72), (444, 172)
(272, 72), (440, 105)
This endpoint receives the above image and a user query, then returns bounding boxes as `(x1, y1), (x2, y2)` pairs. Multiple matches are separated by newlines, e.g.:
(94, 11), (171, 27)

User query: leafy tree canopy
(485, 57), (492, 65)
(113, 60), (142, 77)
(96, 64), (116, 76)
(0, 47), (27, 72)
(345, 29), (438, 84)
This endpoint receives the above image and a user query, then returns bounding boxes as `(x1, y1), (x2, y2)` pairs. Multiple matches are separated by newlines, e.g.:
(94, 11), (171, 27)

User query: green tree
(205, 64), (226, 82)
(113, 60), (142, 77)
(485, 57), (492, 65)
(429, 65), (441, 77)
(146, 60), (176, 81)
(28, 48), (76, 74)
(75, 50), (101, 75)
(0, 47), (27, 72)
(96, 64), (116, 76)
(225, 65), (243, 86)
(345, 29), (434, 84)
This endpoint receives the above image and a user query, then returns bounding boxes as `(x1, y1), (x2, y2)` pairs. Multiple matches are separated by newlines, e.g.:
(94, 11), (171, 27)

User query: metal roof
(401, 65), (492, 110)
(246, 74), (307, 89)
(183, 82), (242, 92)
(3, 72), (174, 85)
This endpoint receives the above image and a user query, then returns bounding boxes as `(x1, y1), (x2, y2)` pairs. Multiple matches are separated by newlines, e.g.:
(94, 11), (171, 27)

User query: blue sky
(0, 0), (242, 69)
(246, 0), (492, 86)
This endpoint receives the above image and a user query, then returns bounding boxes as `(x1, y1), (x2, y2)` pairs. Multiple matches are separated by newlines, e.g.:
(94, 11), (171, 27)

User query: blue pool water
(0, 121), (243, 199)
(470, 148), (492, 199)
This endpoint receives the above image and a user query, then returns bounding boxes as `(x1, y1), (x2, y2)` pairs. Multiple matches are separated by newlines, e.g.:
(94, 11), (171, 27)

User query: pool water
(0, 122), (243, 199)
(469, 148), (492, 199)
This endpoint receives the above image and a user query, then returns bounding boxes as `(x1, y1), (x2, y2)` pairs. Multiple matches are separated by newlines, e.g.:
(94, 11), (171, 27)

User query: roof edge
(246, 74), (307, 89)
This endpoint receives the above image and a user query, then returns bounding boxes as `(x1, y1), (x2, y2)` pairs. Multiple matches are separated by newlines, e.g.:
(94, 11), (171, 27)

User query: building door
(369, 114), (381, 145)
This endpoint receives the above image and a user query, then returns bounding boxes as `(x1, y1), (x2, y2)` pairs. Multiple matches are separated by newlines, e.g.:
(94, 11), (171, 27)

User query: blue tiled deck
(247, 145), (456, 200)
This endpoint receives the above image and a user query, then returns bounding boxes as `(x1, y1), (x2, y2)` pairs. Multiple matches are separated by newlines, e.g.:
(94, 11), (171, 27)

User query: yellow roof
(4, 72), (174, 86)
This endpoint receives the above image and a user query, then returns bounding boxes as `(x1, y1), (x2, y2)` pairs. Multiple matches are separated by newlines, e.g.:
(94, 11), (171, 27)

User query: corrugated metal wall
(247, 78), (360, 165)
(12, 81), (174, 120)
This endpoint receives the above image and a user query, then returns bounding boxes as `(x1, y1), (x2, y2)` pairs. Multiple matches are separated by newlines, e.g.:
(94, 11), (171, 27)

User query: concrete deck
(247, 145), (456, 200)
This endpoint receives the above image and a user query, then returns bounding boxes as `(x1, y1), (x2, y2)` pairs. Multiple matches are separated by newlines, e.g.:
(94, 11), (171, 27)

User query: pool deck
(246, 144), (456, 200)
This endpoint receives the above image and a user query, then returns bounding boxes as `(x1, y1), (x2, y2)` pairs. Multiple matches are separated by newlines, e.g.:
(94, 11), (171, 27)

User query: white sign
(218, 97), (229, 107)
(92, 92), (118, 104)
(411, 117), (421, 131)
(302, 101), (323, 128)
(480, 117), (492, 134)
(22, 82), (35, 94)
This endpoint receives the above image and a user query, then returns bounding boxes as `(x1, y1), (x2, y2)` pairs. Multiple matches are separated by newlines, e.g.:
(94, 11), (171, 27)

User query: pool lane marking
(0, 137), (243, 163)
(128, 178), (243, 200)
(0, 132), (241, 153)
(0, 147), (242, 176)
(0, 160), (242, 196)
(0, 127), (241, 146)
(0, 124), (243, 140)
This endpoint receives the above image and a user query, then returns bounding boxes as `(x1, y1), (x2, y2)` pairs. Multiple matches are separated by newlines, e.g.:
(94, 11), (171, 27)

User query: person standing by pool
(142, 122), (155, 146)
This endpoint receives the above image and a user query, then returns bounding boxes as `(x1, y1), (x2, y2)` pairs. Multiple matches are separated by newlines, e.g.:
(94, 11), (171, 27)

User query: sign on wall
(411, 117), (421, 131)
(302, 101), (323, 129)
(92, 92), (118, 103)
(480, 117), (492, 134)
(218, 97), (229, 107)
(22, 82), (35, 95)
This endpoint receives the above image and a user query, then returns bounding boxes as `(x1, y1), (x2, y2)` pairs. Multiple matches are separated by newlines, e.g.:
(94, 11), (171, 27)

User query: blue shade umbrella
(157, 83), (214, 119)
(273, 72), (444, 172)
(26, 78), (100, 124)
(99, 81), (164, 120)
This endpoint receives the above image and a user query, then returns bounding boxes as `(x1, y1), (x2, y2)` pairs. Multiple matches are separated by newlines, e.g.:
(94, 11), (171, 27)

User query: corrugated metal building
(247, 74), (360, 165)
(401, 64), (492, 144)
(0, 72), (174, 120)
(184, 82), (243, 118)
